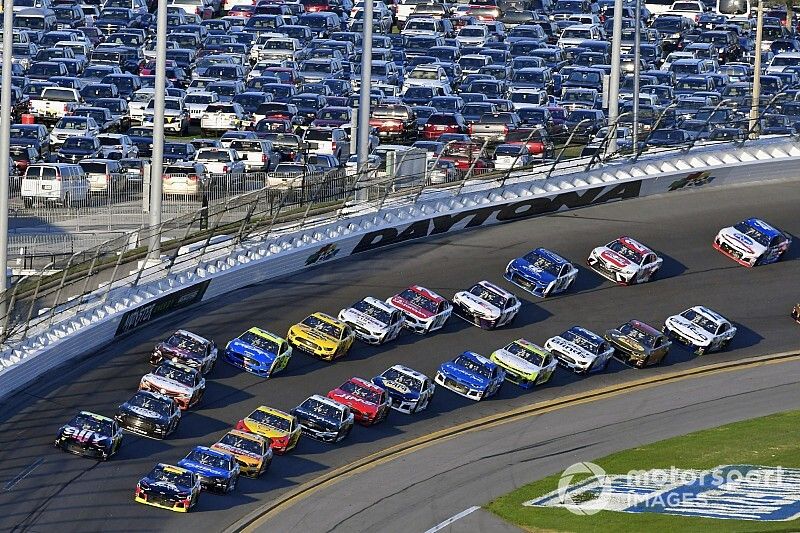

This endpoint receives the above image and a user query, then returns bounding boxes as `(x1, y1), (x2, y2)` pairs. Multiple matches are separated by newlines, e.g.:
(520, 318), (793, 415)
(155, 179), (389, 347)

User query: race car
(605, 320), (671, 368)
(292, 394), (355, 443)
(544, 326), (614, 374)
(793, 303), (800, 323)
(338, 297), (405, 345)
(663, 306), (737, 355)
(139, 360), (206, 410)
(211, 429), (273, 478)
(178, 446), (240, 493)
(150, 329), (218, 374)
(235, 406), (301, 454)
(434, 351), (505, 401)
(223, 327), (292, 377)
(587, 236), (663, 285)
(327, 377), (391, 426)
(452, 280), (521, 329)
(386, 285), (452, 334)
(489, 339), (558, 388)
(55, 411), (123, 461)
(114, 390), (181, 439)
(135, 463), (201, 513)
(504, 247), (579, 297)
(372, 365), (435, 414)
(287, 312), (355, 361)
(713, 217), (791, 267)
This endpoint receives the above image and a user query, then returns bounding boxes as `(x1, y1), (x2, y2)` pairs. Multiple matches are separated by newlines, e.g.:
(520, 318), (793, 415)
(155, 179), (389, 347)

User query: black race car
(54, 411), (123, 461)
(135, 463), (201, 513)
(150, 329), (218, 374)
(115, 390), (181, 439)
(291, 395), (354, 443)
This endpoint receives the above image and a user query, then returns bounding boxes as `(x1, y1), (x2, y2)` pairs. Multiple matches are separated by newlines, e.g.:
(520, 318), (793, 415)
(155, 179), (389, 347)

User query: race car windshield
(733, 222), (771, 246)
(301, 315), (343, 338)
(186, 449), (229, 469)
(69, 414), (112, 434)
(153, 365), (194, 386)
(679, 309), (717, 332)
(618, 323), (657, 347)
(300, 398), (341, 420)
(149, 466), (194, 487)
(397, 289), (438, 313)
(468, 284), (506, 307)
(165, 333), (204, 353)
(238, 331), (279, 353)
(505, 343), (545, 366)
(128, 393), (172, 414)
(521, 251), (561, 275)
(454, 355), (492, 378)
(339, 381), (381, 404)
(248, 409), (291, 432)
(607, 240), (644, 262)
(380, 368), (422, 391)
(351, 300), (391, 324)
(562, 329), (602, 353)
(219, 433), (262, 455)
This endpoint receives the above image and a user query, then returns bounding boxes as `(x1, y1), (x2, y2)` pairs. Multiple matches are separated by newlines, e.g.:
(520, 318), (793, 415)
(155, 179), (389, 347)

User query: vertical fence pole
(1, 275), (28, 341)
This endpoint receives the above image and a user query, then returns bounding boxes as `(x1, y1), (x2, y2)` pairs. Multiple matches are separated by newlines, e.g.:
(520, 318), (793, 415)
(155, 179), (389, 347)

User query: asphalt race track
(1, 178), (799, 533)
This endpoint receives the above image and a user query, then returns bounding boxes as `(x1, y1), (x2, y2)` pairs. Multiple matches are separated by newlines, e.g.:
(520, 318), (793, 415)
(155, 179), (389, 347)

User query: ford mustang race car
(135, 463), (201, 513)
(115, 390), (181, 439)
(663, 306), (737, 355)
(292, 394), (355, 443)
(544, 326), (614, 373)
(452, 280), (521, 329)
(236, 406), (301, 454)
(587, 236), (663, 285)
(327, 377), (391, 426)
(338, 297), (405, 345)
(435, 351), (505, 401)
(386, 285), (452, 334)
(713, 217), (791, 267)
(211, 429), (273, 478)
(55, 411), (123, 460)
(605, 320), (671, 367)
(490, 338), (558, 388)
(224, 327), (292, 377)
(372, 365), (435, 414)
(504, 247), (578, 297)
(139, 360), (206, 410)
(287, 312), (355, 361)
(150, 330), (218, 374)
(178, 446), (240, 493)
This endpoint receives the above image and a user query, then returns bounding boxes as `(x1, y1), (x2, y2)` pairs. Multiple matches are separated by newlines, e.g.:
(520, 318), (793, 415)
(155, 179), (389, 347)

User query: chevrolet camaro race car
(211, 430), (273, 478)
(135, 463), (201, 513)
(327, 377), (391, 426)
(178, 446), (240, 493)
(587, 236), (663, 285)
(372, 365), (435, 414)
(544, 326), (614, 374)
(338, 297), (405, 345)
(386, 285), (453, 334)
(115, 390), (181, 439)
(236, 406), (301, 454)
(713, 217), (791, 267)
(605, 320), (671, 367)
(292, 394), (355, 443)
(224, 327), (292, 377)
(435, 351), (505, 401)
(663, 306), (737, 355)
(55, 411), (123, 460)
(504, 247), (578, 297)
(150, 330), (217, 374)
(452, 280), (521, 329)
(490, 338), (558, 388)
(139, 360), (206, 410)
(287, 312), (355, 361)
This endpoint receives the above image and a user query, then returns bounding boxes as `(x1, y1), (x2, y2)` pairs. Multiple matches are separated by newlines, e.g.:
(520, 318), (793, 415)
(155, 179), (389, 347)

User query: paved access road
(1, 179), (798, 533)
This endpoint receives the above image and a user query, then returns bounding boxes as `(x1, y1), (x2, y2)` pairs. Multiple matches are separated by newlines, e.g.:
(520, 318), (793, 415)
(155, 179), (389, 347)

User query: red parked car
(439, 141), (494, 173)
(327, 377), (391, 426)
(421, 112), (467, 140)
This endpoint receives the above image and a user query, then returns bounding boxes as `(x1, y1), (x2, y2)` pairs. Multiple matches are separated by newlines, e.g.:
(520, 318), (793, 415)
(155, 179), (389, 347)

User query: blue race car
(177, 446), (240, 493)
(434, 351), (505, 401)
(504, 247), (579, 297)
(372, 364), (436, 414)
(223, 327), (293, 378)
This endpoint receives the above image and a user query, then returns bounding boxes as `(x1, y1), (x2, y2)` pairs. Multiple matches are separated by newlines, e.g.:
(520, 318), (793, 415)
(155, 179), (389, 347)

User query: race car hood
(177, 458), (231, 479)
(225, 338), (278, 364)
(120, 404), (167, 421)
(293, 409), (339, 431)
(606, 331), (646, 353)
(340, 308), (387, 333)
(546, 336), (595, 364)
(508, 257), (557, 286)
(241, 419), (287, 440)
(440, 361), (490, 390)
(141, 374), (192, 396)
(592, 247), (638, 273)
(140, 477), (192, 497)
(157, 344), (203, 363)
(389, 295), (434, 319)
(491, 349), (543, 376)
(717, 226), (767, 257)
(58, 425), (111, 448)
(373, 377), (420, 401)
(292, 324), (337, 344)
(211, 442), (263, 464)
(328, 390), (378, 412)
(666, 315), (712, 345)
(453, 291), (501, 318)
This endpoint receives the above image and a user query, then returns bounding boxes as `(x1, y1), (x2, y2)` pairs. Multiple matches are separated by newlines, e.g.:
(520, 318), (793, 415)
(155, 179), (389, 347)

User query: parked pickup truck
(253, 37), (304, 63)
(468, 112), (524, 144)
(30, 87), (82, 124)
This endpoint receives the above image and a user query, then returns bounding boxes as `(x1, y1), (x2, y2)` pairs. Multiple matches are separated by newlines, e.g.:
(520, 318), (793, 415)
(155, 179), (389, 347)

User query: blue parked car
(223, 327), (293, 378)
(434, 351), (505, 401)
(177, 446), (240, 493)
(504, 247), (579, 297)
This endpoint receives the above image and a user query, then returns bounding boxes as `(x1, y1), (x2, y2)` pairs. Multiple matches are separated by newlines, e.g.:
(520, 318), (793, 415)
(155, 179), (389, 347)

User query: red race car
(327, 377), (391, 426)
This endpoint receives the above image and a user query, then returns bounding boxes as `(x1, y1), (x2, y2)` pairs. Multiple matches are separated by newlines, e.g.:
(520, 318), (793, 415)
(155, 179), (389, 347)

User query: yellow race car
(211, 429), (273, 477)
(287, 312), (355, 361)
(235, 405), (301, 454)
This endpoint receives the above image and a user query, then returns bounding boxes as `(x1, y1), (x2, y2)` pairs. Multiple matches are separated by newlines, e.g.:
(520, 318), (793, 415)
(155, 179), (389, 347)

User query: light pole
(607, 0), (625, 153)
(0, 0), (13, 304)
(148, 0), (168, 260)
(750, 0), (764, 137)
(355, 0), (373, 202)
(632, 0), (642, 148)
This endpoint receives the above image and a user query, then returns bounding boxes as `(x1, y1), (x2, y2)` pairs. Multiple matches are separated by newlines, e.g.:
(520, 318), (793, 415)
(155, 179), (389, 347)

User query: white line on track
(423, 506), (481, 533)
(3, 458), (44, 492)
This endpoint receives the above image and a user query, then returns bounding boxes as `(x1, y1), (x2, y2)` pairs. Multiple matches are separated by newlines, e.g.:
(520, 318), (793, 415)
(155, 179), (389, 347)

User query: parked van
(21, 163), (89, 207)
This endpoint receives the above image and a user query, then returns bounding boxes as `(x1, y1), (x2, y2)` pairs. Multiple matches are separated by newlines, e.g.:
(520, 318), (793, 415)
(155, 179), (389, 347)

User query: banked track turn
(1, 178), (799, 533)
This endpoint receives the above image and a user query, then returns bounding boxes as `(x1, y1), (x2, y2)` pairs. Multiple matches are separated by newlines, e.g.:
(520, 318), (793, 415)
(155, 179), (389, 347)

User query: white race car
(139, 360), (206, 410)
(663, 306), (737, 355)
(452, 280), (521, 330)
(544, 326), (614, 374)
(713, 217), (791, 267)
(338, 297), (405, 345)
(386, 285), (452, 334)
(587, 236), (663, 285)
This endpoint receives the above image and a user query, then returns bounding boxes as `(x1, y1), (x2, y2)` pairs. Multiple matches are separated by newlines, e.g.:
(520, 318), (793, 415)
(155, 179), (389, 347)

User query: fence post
(22, 264), (52, 341)
(300, 178), (328, 228)
(46, 251), (80, 328)
(1, 275), (29, 342)
(456, 139), (489, 196)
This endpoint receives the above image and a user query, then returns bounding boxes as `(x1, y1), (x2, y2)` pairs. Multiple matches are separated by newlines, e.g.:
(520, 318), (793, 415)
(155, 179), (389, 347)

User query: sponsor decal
(668, 171), (715, 191)
(305, 243), (339, 266)
(116, 281), (211, 336)
(63, 426), (106, 446)
(600, 249), (630, 268)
